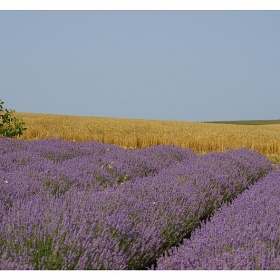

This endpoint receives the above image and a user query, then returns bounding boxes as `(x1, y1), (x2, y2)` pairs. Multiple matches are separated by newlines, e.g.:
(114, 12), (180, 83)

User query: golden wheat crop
(15, 112), (280, 157)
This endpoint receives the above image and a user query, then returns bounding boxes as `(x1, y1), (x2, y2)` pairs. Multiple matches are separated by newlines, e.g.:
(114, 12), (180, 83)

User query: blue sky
(1, 9), (280, 122)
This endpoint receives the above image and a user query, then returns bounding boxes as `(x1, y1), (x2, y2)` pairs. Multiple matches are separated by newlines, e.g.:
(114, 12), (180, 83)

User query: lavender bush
(156, 168), (280, 270)
(0, 138), (273, 269)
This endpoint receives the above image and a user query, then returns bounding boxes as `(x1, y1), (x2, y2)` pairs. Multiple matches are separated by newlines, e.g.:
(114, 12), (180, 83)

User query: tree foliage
(0, 99), (27, 138)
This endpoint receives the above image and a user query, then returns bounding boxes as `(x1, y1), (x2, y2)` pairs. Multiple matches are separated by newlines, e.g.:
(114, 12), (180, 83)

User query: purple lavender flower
(156, 169), (280, 270)
(0, 138), (273, 269)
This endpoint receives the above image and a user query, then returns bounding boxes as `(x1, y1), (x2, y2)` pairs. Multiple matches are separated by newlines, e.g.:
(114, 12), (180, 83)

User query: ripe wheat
(15, 112), (280, 157)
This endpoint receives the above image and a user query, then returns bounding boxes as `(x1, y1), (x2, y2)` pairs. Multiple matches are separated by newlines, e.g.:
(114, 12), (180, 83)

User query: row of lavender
(0, 138), (273, 269)
(0, 138), (196, 196)
(156, 168), (280, 270)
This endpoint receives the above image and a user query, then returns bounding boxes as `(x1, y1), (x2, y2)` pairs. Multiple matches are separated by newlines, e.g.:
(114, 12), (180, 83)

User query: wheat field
(14, 112), (280, 161)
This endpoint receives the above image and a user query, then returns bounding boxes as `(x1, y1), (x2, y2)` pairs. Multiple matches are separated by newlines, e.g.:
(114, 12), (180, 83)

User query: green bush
(0, 99), (27, 138)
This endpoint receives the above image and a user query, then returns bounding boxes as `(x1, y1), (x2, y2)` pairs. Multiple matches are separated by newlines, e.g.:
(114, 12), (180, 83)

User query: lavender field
(156, 168), (280, 270)
(0, 138), (275, 269)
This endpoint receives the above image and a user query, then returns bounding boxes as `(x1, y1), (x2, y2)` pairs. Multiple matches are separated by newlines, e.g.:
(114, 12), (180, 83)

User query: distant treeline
(205, 120), (280, 125)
